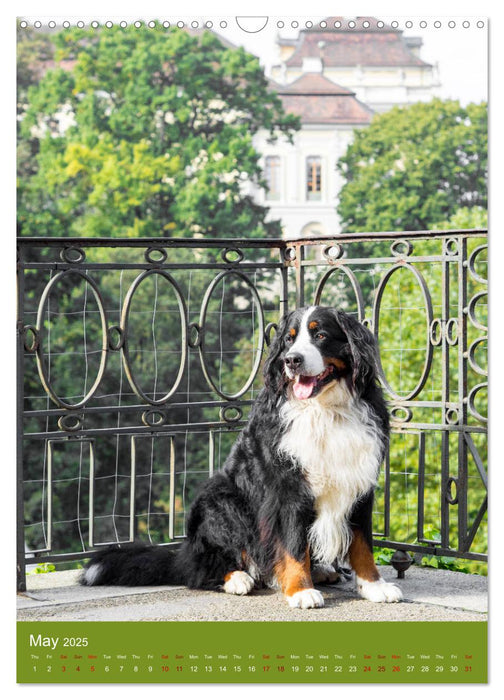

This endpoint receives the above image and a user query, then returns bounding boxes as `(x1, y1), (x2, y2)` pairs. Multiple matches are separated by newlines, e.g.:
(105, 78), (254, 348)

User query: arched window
(265, 155), (281, 201)
(306, 156), (322, 201)
(300, 221), (327, 238)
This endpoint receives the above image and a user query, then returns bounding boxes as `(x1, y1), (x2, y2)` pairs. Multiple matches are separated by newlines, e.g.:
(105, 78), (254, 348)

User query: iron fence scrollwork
(17, 230), (487, 590)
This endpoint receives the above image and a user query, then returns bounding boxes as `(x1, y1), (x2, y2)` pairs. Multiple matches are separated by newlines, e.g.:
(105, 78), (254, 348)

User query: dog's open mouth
(292, 365), (336, 400)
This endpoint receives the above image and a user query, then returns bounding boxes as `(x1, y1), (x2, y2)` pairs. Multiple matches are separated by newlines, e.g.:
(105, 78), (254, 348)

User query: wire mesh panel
(291, 230), (487, 563)
(17, 237), (287, 588)
(17, 231), (487, 590)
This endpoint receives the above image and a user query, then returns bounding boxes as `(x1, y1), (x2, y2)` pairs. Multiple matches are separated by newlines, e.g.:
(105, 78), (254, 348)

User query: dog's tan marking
(348, 529), (380, 582)
(274, 546), (313, 597)
(289, 327), (297, 337)
(309, 321), (319, 330)
(325, 357), (347, 370)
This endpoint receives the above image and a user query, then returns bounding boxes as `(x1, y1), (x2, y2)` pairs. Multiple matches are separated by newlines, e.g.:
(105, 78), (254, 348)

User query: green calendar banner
(17, 621), (487, 683)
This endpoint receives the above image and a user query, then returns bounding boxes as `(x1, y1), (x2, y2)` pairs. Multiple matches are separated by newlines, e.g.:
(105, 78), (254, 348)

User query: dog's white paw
(223, 571), (255, 596)
(357, 577), (403, 603)
(286, 588), (325, 609)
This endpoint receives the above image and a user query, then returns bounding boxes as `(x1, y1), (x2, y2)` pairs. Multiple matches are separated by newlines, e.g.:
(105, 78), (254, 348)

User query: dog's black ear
(334, 311), (380, 394)
(263, 312), (291, 396)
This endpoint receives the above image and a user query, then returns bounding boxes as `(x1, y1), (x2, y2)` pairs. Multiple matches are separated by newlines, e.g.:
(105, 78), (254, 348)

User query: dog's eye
(285, 335), (294, 344)
(316, 332), (326, 340)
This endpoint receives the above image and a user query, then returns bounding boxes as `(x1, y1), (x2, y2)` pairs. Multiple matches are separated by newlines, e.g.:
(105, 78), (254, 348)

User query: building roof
(281, 16), (431, 68)
(272, 73), (373, 125)
(275, 73), (355, 96)
(279, 16), (396, 35)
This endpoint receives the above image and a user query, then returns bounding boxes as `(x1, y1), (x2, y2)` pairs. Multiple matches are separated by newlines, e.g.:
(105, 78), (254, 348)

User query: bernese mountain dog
(81, 306), (403, 609)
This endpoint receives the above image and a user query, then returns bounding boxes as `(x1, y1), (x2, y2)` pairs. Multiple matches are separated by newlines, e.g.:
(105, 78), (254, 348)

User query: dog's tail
(80, 543), (186, 587)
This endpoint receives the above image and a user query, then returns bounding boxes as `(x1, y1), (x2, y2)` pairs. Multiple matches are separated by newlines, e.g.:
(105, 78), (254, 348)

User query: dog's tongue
(293, 375), (317, 400)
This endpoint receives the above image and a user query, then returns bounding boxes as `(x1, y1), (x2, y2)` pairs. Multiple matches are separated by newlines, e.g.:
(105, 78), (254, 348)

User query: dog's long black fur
(81, 307), (390, 598)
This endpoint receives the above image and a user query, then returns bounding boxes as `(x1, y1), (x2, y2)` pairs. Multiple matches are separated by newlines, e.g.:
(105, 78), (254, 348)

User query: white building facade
(254, 17), (441, 238)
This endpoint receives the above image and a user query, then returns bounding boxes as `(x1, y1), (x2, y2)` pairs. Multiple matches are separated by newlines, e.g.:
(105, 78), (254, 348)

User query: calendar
(15, 9), (490, 690)
(17, 621), (487, 683)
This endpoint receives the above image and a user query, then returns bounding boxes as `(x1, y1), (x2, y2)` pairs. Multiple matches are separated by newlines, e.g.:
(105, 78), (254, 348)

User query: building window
(306, 156), (322, 201)
(265, 155), (281, 201)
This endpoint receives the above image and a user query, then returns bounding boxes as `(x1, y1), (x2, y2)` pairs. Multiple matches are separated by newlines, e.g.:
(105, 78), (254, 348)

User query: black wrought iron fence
(16, 230), (488, 591)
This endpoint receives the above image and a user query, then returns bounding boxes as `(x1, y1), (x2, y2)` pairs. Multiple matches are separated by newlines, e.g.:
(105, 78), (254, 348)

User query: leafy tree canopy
(432, 205), (487, 230)
(18, 24), (299, 238)
(17, 25), (54, 95)
(336, 98), (487, 232)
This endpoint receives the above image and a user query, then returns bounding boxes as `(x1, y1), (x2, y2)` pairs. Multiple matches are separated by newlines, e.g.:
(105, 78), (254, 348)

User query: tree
(18, 24), (299, 554)
(432, 205), (487, 230)
(17, 24), (299, 238)
(16, 24), (54, 95)
(336, 99), (487, 232)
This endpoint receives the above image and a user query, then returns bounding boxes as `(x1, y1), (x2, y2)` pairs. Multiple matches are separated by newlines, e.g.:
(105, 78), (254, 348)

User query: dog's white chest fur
(279, 381), (381, 564)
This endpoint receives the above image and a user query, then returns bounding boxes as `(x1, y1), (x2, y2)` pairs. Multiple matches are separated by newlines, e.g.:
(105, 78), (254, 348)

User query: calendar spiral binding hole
(18, 18), (487, 31)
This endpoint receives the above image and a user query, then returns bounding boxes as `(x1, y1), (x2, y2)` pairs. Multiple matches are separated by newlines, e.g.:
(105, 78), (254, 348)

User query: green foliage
(432, 205), (488, 230)
(337, 99), (487, 232)
(373, 547), (395, 565)
(17, 23), (299, 238)
(372, 240), (487, 564)
(21, 247), (283, 552)
(18, 24), (298, 553)
(28, 563), (56, 575)
(420, 555), (470, 573)
(304, 230), (487, 569)
(27, 562), (84, 574)
(17, 24), (54, 95)
(373, 545), (487, 576)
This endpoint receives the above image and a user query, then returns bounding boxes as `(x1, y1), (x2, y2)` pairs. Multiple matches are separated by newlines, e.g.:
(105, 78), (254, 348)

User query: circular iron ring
(120, 270), (188, 406)
(467, 291), (488, 332)
(467, 382), (488, 424)
(314, 264), (365, 321)
(468, 337), (488, 377)
(198, 270), (265, 400)
(35, 270), (109, 409)
(372, 263), (434, 401)
(467, 244), (488, 285)
(59, 246), (86, 264)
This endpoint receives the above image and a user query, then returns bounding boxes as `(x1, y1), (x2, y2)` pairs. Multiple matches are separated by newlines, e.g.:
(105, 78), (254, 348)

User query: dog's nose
(285, 353), (303, 369)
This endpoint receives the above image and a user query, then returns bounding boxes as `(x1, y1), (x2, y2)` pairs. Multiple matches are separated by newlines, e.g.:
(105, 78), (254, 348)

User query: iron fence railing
(17, 230), (488, 590)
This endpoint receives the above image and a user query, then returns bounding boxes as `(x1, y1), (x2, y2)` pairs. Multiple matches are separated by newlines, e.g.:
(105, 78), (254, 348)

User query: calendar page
(16, 12), (488, 685)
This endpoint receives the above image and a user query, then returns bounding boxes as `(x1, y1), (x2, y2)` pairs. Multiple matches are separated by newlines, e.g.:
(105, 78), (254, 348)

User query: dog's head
(264, 306), (379, 400)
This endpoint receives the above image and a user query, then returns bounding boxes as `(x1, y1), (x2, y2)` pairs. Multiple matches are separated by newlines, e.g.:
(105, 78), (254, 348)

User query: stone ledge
(17, 565), (487, 622)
